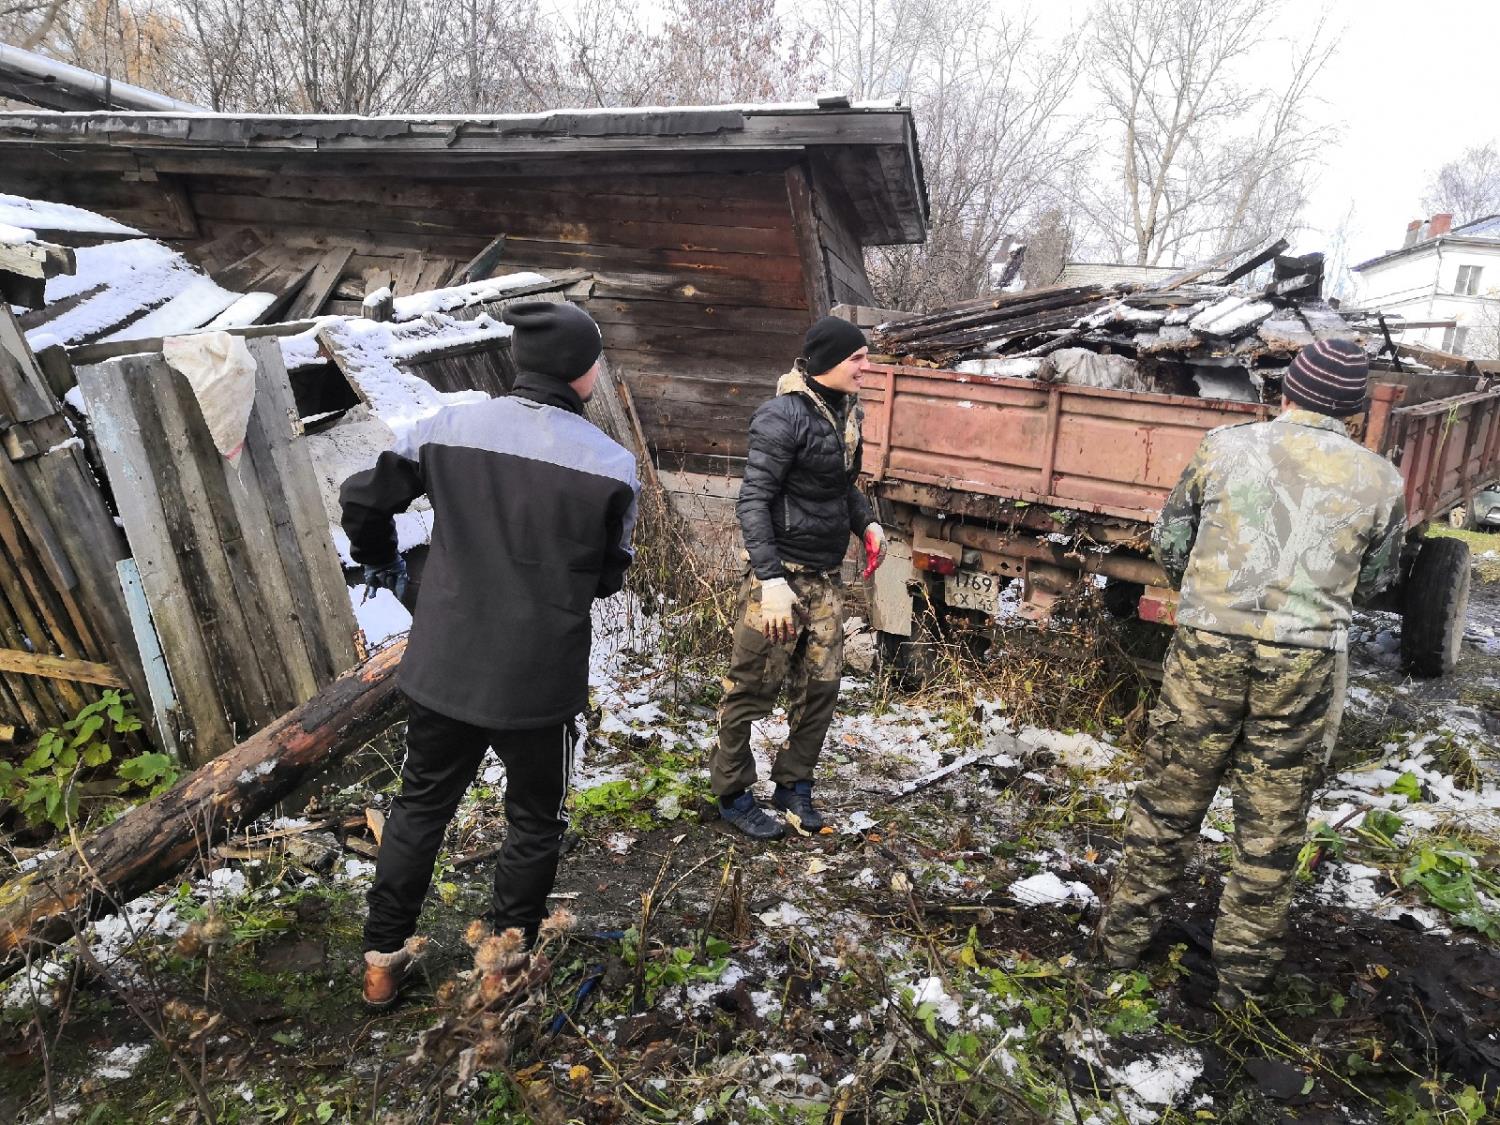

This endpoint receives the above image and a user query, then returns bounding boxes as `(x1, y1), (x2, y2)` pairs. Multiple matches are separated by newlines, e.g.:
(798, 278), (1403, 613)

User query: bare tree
(1423, 142), (1500, 227)
(0, 0), (69, 48)
(1081, 0), (1334, 266)
(814, 0), (1086, 311)
(648, 0), (820, 106)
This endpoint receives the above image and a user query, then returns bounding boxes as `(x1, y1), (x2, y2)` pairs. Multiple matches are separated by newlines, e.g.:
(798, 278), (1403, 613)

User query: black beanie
(802, 315), (867, 376)
(502, 300), (603, 382)
(1283, 338), (1370, 417)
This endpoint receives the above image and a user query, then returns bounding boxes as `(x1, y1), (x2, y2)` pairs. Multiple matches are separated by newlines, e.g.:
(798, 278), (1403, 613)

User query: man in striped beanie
(1096, 337), (1406, 1011)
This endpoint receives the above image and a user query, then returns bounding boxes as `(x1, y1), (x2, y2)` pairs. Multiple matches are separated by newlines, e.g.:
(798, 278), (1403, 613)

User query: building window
(1442, 326), (1470, 353)
(1456, 264), (1484, 295)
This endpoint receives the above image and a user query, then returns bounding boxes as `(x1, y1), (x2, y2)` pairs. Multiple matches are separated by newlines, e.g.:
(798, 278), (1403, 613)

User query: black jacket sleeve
(596, 481), (640, 598)
(339, 446), (426, 567)
(737, 398), (799, 580)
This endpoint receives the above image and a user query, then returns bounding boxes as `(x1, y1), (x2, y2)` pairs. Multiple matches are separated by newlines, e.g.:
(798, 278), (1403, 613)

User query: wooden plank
(0, 501), (86, 715)
(242, 337), (359, 686)
(285, 246), (354, 320)
(0, 306), (61, 423)
(66, 317), (320, 366)
(454, 236), (507, 285)
(116, 558), (179, 760)
(0, 534), (63, 729)
(154, 360), (294, 718)
(0, 238), (75, 281)
(76, 355), (235, 761)
(414, 256), (455, 292)
(785, 164), (830, 316)
(0, 649), (124, 688)
(392, 251), (426, 297)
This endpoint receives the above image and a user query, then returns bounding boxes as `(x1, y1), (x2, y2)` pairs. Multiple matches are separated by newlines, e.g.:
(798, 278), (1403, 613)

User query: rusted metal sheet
(1382, 387), (1500, 524)
(860, 363), (1269, 522)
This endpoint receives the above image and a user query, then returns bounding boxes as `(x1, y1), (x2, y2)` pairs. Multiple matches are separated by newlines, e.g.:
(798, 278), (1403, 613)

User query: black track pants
(363, 696), (578, 954)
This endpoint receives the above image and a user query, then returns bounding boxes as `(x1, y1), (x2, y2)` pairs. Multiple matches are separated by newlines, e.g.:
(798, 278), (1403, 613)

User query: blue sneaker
(719, 791), (786, 840)
(772, 781), (825, 832)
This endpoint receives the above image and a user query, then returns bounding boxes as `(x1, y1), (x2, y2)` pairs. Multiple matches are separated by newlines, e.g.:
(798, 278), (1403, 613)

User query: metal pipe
(914, 515), (1165, 586)
(0, 44), (207, 113)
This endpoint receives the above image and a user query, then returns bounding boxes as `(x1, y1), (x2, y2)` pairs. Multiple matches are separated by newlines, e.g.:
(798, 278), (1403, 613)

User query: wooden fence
(0, 308), (145, 740)
(77, 337), (360, 764)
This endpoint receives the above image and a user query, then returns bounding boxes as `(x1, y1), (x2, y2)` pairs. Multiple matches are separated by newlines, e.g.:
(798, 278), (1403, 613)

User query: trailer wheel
(1401, 537), (1472, 677)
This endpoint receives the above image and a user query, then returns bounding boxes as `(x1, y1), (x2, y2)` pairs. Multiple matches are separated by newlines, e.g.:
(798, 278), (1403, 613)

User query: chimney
(1429, 213), (1453, 238)
(1404, 220), (1422, 247)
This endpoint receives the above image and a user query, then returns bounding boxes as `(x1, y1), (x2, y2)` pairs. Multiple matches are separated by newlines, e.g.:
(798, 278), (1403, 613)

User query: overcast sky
(1023, 0), (1500, 269)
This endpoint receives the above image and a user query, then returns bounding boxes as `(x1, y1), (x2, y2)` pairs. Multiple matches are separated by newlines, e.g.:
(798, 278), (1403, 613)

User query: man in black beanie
(1097, 337), (1405, 1009)
(340, 299), (639, 1006)
(710, 315), (887, 839)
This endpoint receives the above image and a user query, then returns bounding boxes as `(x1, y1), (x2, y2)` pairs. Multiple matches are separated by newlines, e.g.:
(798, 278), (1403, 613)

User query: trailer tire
(1401, 537), (1472, 677)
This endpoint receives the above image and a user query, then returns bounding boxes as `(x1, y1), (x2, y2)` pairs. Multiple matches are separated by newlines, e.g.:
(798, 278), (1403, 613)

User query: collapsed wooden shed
(0, 104), (929, 473)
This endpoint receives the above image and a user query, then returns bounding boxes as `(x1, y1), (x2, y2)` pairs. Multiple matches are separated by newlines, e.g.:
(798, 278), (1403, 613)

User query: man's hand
(759, 577), (803, 644)
(363, 556), (409, 603)
(862, 524), (887, 581)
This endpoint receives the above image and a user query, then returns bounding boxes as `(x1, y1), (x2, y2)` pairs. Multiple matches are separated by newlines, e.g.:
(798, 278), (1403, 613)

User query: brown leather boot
(362, 947), (413, 1009)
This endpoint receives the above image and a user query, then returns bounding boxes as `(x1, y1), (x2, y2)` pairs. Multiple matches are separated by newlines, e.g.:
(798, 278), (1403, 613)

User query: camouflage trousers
(1096, 626), (1347, 1002)
(711, 570), (844, 797)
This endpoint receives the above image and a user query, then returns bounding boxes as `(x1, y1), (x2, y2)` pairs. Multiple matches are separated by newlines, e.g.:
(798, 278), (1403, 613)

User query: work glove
(862, 523), (888, 581)
(758, 577), (803, 644)
(362, 556), (409, 603)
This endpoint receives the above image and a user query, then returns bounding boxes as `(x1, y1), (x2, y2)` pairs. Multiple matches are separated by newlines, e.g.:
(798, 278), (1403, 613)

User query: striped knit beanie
(1283, 338), (1370, 417)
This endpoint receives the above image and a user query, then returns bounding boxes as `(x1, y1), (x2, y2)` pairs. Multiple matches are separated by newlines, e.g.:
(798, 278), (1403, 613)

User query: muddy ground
(2, 542), (1500, 1124)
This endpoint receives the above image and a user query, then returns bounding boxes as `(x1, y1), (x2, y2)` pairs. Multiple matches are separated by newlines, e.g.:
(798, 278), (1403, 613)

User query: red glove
(862, 524), (887, 580)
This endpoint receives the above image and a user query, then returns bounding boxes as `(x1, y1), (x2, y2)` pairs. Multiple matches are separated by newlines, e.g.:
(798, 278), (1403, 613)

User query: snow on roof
(0, 100), (904, 126)
(390, 272), (552, 320)
(26, 237), (242, 350)
(0, 192), (140, 238)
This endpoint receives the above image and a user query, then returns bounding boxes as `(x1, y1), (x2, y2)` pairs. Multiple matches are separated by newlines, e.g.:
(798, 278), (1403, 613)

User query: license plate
(944, 569), (1000, 614)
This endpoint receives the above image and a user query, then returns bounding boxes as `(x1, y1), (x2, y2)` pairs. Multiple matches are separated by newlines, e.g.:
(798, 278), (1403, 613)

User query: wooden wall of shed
(4, 157), (879, 472)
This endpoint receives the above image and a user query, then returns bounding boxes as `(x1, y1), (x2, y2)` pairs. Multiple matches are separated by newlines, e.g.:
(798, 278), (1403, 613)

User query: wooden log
(0, 640), (407, 983)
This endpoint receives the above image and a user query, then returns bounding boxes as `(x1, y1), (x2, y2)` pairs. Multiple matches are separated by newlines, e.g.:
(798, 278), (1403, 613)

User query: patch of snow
(757, 902), (808, 928)
(337, 858), (377, 882)
(909, 976), (962, 1025)
(391, 271), (553, 319)
(1009, 871), (1097, 907)
(1108, 1048), (1203, 1122)
(96, 1042), (151, 1080)
(0, 193), (140, 237)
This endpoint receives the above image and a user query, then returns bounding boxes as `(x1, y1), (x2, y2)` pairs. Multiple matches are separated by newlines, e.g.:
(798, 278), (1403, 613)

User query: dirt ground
(3, 543), (1500, 1124)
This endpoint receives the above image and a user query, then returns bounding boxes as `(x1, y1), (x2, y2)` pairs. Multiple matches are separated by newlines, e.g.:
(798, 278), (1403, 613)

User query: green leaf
(117, 752), (176, 789)
(70, 714), (105, 747)
(81, 743), (112, 769)
(315, 1102), (334, 1124)
(1389, 771), (1422, 801)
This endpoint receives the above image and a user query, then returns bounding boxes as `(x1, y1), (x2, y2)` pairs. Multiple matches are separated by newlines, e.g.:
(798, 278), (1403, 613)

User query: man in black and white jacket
(339, 300), (638, 1008)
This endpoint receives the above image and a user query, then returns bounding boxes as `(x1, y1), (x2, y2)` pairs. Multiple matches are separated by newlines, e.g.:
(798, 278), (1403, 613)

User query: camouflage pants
(711, 570), (844, 797)
(1097, 626), (1347, 1001)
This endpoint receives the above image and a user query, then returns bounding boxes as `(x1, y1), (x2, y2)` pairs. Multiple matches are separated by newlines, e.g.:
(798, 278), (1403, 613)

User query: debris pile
(872, 242), (1398, 404)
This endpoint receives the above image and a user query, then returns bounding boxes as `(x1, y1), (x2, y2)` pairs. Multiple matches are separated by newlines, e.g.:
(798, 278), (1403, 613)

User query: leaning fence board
(0, 649), (125, 688)
(77, 346), (359, 764)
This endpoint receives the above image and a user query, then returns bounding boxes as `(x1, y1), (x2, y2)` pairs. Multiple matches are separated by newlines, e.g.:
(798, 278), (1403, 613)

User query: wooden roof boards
(0, 102), (929, 245)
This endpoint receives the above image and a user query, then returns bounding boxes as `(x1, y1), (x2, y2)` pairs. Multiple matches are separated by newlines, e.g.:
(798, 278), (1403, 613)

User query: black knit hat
(502, 300), (603, 382)
(1284, 338), (1370, 417)
(802, 315), (867, 376)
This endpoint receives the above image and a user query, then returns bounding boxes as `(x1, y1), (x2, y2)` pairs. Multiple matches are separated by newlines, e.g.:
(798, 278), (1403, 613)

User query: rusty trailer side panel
(1378, 387), (1500, 525)
(861, 364), (1270, 522)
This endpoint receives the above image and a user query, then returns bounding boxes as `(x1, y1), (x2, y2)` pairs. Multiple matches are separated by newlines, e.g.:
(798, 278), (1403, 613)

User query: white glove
(862, 523), (887, 580)
(759, 577), (803, 643)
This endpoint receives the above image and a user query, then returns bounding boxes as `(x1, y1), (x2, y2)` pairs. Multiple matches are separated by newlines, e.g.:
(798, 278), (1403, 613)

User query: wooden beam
(0, 648), (125, 688)
(285, 245), (354, 320)
(0, 238), (75, 281)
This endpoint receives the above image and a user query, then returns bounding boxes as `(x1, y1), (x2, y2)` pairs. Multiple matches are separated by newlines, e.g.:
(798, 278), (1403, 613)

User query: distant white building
(1353, 213), (1500, 358)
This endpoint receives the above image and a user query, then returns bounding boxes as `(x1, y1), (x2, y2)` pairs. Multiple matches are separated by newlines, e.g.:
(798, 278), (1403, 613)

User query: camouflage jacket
(1152, 408), (1406, 650)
